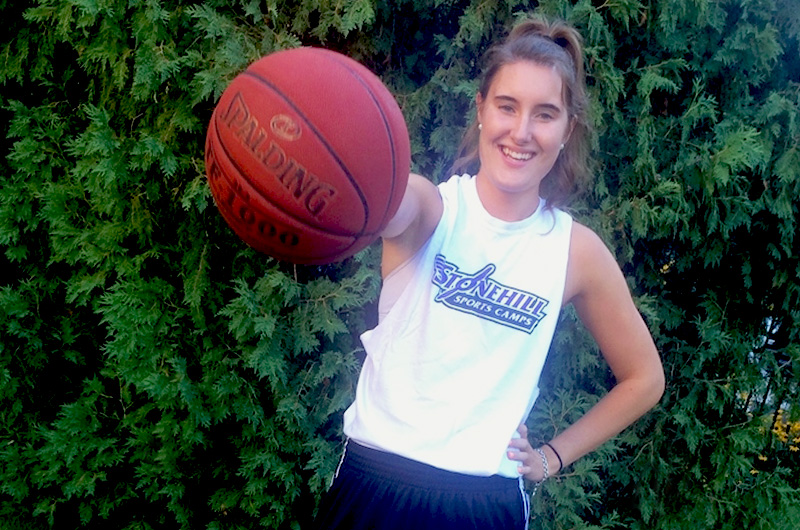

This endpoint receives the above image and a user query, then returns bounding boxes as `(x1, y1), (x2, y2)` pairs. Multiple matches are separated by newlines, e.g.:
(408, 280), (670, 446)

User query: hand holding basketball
(205, 47), (410, 264)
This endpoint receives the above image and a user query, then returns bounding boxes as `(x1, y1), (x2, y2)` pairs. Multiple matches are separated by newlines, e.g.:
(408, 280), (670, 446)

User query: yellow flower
(757, 454), (768, 461)
(750, 469), (760, 475)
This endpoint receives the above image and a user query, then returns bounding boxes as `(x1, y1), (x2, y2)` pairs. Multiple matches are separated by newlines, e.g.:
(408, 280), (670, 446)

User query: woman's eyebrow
(492, 94), (564, 113)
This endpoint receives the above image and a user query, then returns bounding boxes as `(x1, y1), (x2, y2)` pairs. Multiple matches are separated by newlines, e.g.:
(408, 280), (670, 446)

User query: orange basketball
(205, 47), (410, 264)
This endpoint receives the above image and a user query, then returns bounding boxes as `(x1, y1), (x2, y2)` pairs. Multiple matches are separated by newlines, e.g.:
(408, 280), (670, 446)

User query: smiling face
(475, 60), (573, 220)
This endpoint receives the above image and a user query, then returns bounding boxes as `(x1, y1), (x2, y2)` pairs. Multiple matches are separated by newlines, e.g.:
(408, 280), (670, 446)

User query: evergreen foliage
(1, 1), (798, 529)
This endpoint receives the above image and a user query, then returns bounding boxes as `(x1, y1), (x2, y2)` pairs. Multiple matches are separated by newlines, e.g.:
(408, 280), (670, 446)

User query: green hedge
(2, 1), (799, 529)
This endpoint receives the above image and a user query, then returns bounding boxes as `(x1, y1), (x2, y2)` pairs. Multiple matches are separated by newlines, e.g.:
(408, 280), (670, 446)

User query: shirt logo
(432, 254), (549, 333)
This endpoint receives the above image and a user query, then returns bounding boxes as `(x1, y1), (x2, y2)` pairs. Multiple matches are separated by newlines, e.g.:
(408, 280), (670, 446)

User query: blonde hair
(451, 17), (592, 210)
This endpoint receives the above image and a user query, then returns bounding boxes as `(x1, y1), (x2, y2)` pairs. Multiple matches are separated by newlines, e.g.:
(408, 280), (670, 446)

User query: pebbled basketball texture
(205, 47), (410, 264)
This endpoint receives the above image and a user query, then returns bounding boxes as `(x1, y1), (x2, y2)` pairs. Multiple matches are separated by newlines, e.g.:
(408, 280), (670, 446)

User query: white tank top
(343, 174), (573, 477)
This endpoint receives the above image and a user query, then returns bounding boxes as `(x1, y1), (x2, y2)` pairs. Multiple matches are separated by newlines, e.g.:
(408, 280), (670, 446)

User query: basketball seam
(211, 115), (377, 239)
(320, 50), (401, 232)
(208, 140), (363, 263)
(241, 68), (374, 235)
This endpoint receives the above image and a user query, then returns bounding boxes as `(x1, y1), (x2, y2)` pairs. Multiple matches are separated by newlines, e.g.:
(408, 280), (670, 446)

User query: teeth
(502, 147), (533, 161)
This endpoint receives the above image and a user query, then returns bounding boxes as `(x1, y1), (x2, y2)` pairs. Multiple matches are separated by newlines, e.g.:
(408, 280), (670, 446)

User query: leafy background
(1, 0), (799, 529)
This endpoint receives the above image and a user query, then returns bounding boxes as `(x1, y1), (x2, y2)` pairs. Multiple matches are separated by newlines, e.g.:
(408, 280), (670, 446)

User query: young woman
(313, 16), (665, 530)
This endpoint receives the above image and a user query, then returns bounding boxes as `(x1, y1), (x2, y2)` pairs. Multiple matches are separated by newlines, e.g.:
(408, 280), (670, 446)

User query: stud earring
(478, 123), (483, 131)
(559, 143), (565, 150)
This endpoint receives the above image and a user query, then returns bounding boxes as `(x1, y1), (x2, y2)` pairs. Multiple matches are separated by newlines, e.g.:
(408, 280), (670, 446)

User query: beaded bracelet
(531, 446), (549, 497)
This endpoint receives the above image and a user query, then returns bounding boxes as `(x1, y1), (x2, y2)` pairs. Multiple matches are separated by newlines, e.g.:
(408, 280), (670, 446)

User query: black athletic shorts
(313, 441), (530, 530)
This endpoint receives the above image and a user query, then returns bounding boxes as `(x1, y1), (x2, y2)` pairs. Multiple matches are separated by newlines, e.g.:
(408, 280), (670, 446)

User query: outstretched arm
(509, 222), (665, 481)
(380, 172), (443, 277)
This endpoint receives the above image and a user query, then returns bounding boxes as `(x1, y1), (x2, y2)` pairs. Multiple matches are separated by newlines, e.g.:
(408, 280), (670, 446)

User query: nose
(510, 115), (533, 144)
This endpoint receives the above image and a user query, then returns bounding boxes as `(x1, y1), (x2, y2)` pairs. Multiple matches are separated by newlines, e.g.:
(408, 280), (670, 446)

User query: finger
(517, 423), (528, 437)
(507, 438), (528, 450)
(507, 448), (526, 461)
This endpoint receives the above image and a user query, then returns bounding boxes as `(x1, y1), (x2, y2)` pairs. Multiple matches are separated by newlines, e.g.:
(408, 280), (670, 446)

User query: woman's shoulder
(569, 221), (606, 252)
(380, 172), (444, 277)
(564, 221), (623, 305)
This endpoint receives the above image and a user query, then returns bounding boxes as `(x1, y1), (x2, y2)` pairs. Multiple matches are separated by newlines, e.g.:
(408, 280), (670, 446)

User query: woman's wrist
(533, 447), (549, 482)
(529, 446), (550, 496)
(528, 442), (565, 496)
(542, 442), (564, 473)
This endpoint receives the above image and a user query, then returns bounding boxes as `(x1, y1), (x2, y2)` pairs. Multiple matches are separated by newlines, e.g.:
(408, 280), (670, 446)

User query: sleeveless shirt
(343, 174), (573, 477)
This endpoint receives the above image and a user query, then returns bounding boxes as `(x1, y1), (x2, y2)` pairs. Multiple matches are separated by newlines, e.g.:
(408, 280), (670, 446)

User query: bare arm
(509, 222), (665, 480)
(380, 172), (443, 277)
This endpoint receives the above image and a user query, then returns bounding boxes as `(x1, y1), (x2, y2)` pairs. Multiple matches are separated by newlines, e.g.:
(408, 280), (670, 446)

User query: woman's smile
(501, 146), (534, 162)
